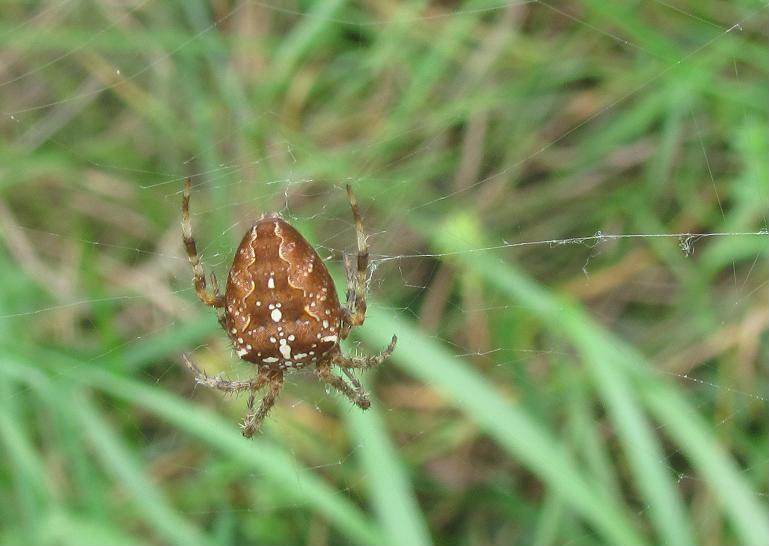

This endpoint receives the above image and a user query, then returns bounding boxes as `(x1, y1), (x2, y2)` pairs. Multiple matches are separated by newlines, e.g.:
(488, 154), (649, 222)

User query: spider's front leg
(209, 271), (227, 330)
(182, 178), (226, 309)
(341, 185), (368, 337)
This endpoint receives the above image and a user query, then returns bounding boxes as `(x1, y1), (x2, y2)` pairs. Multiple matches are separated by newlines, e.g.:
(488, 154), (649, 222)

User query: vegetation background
(1, 1), (766, 545)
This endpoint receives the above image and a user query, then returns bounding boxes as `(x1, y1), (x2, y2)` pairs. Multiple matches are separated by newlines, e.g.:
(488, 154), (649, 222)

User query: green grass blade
(64, 362), (386, 546)
(41, 511), (140, 546)
(567, 314), (695, 546)
(353, 312), (645, 545)
(345, 379), (434, 546)
(431, 213), (768, 546)
(640, 371), (769, 546)
(270, 0), (348, 88)
(0, 396), (51, 507)
(74, 393), (211, 546)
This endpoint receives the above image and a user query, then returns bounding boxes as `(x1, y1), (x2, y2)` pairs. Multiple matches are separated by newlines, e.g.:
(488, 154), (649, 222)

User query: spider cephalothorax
(181, 179), (396, 437)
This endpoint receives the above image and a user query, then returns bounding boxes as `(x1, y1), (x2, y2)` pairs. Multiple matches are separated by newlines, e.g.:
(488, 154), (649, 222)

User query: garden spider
(181, 179), (396, 437)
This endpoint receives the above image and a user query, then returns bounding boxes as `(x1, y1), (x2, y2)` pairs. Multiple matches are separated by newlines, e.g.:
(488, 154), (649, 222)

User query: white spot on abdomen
(271, 308), (282, 322)
(279, 340), (292, 359)
(268, 277), (275, 289)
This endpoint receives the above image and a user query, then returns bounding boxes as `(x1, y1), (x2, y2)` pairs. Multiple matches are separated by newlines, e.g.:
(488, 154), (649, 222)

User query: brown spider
(181, 179), (397, 437)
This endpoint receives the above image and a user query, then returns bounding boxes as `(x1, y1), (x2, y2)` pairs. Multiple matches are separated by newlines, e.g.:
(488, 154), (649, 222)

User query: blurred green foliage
(0, 1), (767, 545)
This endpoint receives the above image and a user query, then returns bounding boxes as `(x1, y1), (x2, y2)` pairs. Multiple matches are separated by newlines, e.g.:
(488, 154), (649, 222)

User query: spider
(181, 179), (397, 438)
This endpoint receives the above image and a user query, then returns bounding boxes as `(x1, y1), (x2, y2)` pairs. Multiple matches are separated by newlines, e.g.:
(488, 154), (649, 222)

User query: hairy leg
(341, 185), (368, 336)
(332, 335), (397, 370)
(317, 362), (370, 410)
(182, 353), (267, 392)
(242, 374), (284, 438)
(182, 178), (225, 308)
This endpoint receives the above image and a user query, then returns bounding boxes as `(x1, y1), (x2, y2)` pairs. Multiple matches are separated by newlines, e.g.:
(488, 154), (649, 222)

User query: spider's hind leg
(182, 354), (282, 438)
(241, 373), (284, 438)
(182, 353), (266, 393)
(317, 361), (370, 410)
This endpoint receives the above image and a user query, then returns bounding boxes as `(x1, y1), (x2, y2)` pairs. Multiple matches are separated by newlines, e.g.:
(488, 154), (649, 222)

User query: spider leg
(317, 361), (370, 410)
(341, 185), (368, 337)
(182, 178), (225, 308)
(182, 353), (266, 393)
(332, 335), (397, 370)
(241, 373), (284, 438)
(210, 272), (227, 329)
(340, 368), (373, 405)
(341, 367), (363, 391)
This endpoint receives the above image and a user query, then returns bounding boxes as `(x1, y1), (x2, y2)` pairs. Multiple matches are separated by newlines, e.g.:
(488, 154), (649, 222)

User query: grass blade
(345, 378), (434, 546)
(74, 393), (210, 546)
(431, 213), (767, 546)
(353, 312), (645, 545)
(64, 361), (385, 546)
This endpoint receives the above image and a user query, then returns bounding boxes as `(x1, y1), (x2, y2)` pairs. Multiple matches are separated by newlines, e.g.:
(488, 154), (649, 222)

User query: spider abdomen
(224, 218), (342, 369)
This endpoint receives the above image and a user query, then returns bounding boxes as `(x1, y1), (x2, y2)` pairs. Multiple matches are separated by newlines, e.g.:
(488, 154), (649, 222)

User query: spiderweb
(0, 1), (766, 545)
